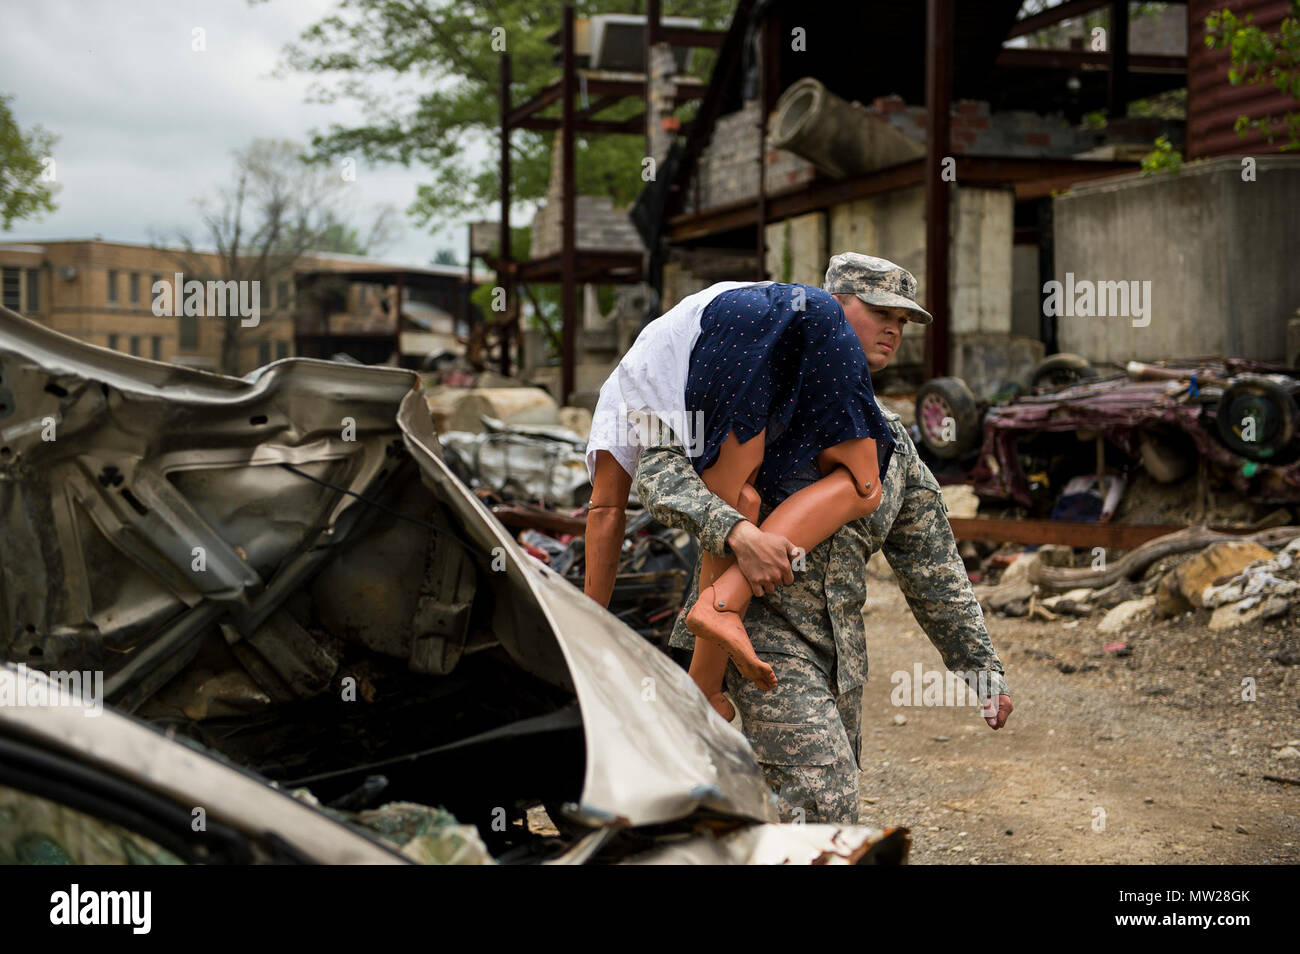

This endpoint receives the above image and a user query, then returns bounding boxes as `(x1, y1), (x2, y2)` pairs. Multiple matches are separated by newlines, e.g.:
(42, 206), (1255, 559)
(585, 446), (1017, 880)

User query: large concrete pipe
(769, 77), (923, 179)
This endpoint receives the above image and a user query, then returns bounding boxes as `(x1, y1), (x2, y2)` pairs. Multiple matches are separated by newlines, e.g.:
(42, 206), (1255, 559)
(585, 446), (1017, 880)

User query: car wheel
(1214, 375), (1299, 461)
(915, 377), (980, 460)
(1028, 353), (1098, 390)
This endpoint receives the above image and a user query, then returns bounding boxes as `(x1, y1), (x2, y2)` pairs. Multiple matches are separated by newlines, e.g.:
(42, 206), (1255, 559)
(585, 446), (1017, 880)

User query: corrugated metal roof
(1188, 0), (1299, 158)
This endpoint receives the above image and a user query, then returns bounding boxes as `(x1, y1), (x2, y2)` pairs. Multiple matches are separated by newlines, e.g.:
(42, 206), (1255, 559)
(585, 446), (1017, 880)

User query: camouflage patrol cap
(823, 252), (933, 325)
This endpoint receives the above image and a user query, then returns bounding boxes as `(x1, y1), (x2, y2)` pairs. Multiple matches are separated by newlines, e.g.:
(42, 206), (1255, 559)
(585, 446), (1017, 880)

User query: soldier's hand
(983, 694), (1013, 730)
(727, 520), (796, 596)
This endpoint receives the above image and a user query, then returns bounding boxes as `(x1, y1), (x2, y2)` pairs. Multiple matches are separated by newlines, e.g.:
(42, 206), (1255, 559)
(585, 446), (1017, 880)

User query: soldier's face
(840, 296), (907, 373)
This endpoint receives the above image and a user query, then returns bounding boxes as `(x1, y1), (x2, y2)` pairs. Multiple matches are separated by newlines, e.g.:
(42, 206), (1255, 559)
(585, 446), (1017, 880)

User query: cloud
(2, 0), (474, 264)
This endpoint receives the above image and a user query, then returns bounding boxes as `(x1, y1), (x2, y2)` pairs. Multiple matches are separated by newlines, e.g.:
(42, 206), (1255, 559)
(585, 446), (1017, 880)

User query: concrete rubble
(974, 529), (1300, 641)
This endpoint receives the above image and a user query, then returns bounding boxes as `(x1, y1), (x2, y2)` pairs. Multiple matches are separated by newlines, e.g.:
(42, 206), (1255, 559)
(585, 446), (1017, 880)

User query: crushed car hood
(0, 305), (775, 828)
(395, 388), (777, 825)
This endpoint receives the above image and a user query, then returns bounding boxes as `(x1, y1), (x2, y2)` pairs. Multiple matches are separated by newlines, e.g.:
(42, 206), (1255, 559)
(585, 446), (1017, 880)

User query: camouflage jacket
(632, 404), (1009, 699)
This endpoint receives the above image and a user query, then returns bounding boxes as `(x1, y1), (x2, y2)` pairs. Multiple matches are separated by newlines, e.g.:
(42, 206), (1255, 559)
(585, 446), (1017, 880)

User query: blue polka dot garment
(685, 283), (895, 506)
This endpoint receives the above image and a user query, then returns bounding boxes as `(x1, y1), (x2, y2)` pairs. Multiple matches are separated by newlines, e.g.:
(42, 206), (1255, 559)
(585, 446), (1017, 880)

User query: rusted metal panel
(1187, 0), (1299, 159)
(493, 504), (588, 536)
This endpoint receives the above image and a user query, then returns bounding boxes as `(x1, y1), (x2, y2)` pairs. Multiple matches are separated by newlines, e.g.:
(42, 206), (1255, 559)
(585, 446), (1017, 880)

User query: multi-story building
(0, 239), (479, 375)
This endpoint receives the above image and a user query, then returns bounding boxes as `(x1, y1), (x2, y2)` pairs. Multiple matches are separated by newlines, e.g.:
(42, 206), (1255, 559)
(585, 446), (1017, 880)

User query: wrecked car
(0, 305), (907, 864)
(914, 357), (1300, 508)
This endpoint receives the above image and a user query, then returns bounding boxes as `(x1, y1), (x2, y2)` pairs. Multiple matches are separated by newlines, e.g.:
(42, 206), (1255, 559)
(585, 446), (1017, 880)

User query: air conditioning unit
(57, 266), (77, 280)
(588, 14), (700, 73)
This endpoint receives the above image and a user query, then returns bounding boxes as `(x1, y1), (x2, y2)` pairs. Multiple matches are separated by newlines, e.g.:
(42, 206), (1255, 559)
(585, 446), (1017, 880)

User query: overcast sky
(1, 0), (490, 266)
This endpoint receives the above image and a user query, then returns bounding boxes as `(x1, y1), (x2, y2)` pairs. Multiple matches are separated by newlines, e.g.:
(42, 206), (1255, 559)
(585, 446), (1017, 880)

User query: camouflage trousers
(725, 652), (863, 825)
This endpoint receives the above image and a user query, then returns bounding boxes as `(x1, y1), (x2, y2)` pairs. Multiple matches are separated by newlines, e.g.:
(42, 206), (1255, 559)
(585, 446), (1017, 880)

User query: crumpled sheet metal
(438, 425), (590, 506)
(396, 390), (779, 828)
(0, 305), (412, 708)
(0, 666), (405, 864)
(970, 376), (1300, 505)
(1, 305), (780, 832)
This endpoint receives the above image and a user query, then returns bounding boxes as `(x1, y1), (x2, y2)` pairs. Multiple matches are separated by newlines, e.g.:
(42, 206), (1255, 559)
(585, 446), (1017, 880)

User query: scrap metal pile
(433, 392), (698, 646)
(915, 357), (1300, 511)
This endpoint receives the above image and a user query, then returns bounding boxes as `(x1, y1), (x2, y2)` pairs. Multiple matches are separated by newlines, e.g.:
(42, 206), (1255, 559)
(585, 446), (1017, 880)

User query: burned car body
(915, 358), (1300, 507)
(0, 305), (907, 864)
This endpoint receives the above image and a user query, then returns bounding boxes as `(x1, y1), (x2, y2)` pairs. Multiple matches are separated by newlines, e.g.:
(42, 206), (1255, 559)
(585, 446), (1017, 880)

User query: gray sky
(1, 0), (491, 265)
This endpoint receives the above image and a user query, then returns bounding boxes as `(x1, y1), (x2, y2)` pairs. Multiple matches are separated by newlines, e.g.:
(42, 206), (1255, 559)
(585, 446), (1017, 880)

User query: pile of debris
(428, 382), (696, 645)
(974, 527), (1300, 636)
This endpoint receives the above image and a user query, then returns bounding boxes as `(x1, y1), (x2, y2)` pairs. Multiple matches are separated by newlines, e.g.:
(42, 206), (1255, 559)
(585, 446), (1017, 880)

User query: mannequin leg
(690, 481), (761, 721)
(683, 430), (776, 694)
(584, 450), (632, 607)
(686, 437), (883, 686)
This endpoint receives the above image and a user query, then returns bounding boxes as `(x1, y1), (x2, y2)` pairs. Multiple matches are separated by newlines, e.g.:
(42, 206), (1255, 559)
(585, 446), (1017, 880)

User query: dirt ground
(855, 578), (1300, 864)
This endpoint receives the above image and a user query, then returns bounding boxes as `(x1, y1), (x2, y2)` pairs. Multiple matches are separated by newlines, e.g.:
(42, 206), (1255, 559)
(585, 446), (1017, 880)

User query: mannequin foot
(686, 591), (777, 690)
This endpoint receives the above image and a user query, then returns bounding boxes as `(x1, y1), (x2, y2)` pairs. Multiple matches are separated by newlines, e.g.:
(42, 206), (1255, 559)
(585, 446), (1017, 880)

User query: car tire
(1028, 353), (1098, 390)
(1214, 375), (1299, 461)
(915, 377), (980, 460)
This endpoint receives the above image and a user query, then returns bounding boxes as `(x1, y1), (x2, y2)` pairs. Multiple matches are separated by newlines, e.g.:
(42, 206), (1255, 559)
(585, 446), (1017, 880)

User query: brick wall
(871, 95), (1099, 158)
(0, 241), (437, 373)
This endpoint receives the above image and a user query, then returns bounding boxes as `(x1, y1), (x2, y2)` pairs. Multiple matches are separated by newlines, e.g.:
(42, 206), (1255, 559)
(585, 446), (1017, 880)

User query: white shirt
(585, 281), (774, 481)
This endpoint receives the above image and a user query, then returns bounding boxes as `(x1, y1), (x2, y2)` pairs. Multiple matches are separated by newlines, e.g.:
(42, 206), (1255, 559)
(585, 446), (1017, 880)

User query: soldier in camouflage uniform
(632, 254), (1013, 825)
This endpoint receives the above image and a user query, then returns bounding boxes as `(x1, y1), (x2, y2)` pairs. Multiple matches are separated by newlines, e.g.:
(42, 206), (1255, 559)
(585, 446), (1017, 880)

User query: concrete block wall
(691, 101), (817, 210)
(764, 211), (828, 286)
(951, 334), (1046, 400)
(1053, 156), (1300, 364)
(825, 183), (1018, 386)
(647, 41), (677, 165)
(950, 186), (1014, 336)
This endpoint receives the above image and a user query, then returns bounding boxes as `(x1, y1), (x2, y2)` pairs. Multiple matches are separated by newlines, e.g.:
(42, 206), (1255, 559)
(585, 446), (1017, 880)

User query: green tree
(1205, 2), (1300, 150)
(0, 94), (58, 230)
(1140, 133), (1183, 175)
(272, 0), (734, 229)
(316, 208), (398, 255)
(170, 139), (394, 373)
(1013, 1), (1169, 52)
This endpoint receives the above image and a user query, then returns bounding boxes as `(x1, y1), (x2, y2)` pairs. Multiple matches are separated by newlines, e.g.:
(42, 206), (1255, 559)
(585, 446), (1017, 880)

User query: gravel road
(855, 577), (1299, 864)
